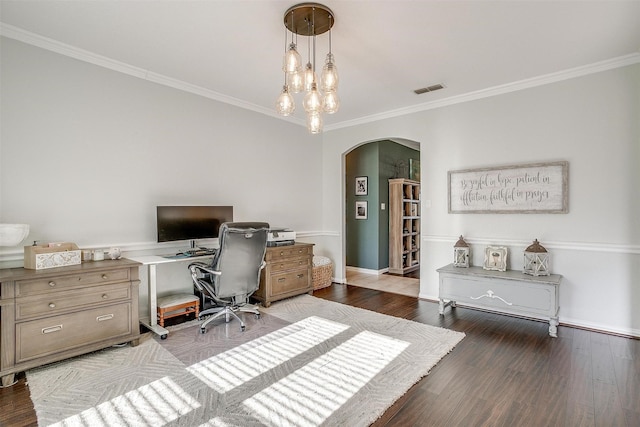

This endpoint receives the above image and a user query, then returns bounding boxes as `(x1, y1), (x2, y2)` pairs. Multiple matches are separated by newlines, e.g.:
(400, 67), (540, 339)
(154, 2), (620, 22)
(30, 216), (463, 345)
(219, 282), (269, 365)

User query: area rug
(26, 295), (464, 426)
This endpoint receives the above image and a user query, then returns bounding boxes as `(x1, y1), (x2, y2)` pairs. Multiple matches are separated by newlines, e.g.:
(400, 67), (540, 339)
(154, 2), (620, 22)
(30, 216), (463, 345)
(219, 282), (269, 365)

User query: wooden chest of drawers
(254, 243), (314, 307)
(0, 259), (141, 387)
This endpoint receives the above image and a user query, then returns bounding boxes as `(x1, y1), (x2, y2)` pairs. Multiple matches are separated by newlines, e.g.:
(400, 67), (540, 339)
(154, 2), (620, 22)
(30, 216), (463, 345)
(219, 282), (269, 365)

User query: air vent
(414, 84), (445, 95)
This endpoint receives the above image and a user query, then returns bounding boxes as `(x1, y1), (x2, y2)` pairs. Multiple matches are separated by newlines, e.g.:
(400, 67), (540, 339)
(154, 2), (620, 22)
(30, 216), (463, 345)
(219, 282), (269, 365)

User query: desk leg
(139, 264), (169, 338)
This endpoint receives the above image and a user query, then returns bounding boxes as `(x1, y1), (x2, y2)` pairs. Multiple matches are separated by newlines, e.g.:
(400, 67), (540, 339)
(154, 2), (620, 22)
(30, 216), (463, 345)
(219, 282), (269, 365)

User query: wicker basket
(312, 256), (333, 290)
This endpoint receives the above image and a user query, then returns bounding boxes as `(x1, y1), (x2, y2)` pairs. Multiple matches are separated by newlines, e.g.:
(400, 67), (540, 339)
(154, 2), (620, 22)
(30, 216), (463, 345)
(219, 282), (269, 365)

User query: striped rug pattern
(26, 295), (464, 426)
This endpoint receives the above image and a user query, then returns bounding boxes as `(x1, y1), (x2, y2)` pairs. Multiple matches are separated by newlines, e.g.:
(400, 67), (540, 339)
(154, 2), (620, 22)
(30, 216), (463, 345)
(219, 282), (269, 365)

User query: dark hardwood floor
(2, 284), (638, 426)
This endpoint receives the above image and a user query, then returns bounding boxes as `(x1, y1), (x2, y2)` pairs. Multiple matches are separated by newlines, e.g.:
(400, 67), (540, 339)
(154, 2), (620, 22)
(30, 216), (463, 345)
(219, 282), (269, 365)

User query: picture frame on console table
(483, 246), (508, 271)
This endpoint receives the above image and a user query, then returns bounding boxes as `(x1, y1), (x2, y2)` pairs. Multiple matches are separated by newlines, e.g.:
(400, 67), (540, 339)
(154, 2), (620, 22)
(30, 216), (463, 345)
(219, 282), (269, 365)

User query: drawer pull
(42, 325), (63, 334)
(102, 294), (109, 299)
(278, 278), (286, 283)
(48, 303), (56, 309)
(102, 274), (108, 280)
(279, 251), (284, 256)
(470, 290), (513, 306)
(96, 314), (114, 322)
(297, 274), (304, 279)
(48, 281), (56, 287)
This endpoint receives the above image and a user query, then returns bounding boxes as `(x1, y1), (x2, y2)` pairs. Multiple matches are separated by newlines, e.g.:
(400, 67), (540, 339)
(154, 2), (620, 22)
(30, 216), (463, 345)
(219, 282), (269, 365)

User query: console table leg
(439, 299), (456, 315)
(549, 317), (559, 338)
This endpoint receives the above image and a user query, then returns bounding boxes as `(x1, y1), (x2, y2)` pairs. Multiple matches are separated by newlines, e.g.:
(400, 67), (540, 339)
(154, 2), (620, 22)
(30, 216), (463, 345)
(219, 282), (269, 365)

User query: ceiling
(1, 1), (639, 131)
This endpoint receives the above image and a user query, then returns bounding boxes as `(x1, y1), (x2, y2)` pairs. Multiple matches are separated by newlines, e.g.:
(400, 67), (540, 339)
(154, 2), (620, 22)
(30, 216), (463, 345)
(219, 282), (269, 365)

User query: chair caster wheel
(200, 328), (206, 334)
(160, 334), (168, 340)
(241, 325), (246, 331)
(256, 313), (261, 319)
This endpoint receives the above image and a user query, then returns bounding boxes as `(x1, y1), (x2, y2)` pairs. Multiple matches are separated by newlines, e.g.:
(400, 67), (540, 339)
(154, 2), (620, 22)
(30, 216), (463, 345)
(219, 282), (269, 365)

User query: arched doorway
(342, 138), (421, 296)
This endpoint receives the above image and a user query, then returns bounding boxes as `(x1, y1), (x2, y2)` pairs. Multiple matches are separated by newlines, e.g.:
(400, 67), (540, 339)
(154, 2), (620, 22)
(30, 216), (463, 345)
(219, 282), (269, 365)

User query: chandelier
(275, 3), (339, 134)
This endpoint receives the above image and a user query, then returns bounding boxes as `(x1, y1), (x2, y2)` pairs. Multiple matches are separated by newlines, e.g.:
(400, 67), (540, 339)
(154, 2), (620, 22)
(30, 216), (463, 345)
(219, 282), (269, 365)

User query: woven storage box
(312, 255), (333, 290)
(24, 242), (81, 270)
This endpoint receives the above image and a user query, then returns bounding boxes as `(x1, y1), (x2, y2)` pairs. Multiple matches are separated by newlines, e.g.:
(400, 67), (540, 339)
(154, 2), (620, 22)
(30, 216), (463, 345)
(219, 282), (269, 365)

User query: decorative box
(24, 242), (81, 270)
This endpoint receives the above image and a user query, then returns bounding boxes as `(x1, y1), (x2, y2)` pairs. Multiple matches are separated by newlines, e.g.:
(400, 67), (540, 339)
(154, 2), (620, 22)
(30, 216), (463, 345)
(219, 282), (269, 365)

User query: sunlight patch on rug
(48, 376), (200, 427)
(187, 316), (349, 393)
(243, 330), (409, 427)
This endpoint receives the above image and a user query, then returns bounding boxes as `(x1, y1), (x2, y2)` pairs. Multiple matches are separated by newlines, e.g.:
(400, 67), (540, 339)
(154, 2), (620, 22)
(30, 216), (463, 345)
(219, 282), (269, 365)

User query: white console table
(126, 254), (212, 339)
(437, 264), (562, 337)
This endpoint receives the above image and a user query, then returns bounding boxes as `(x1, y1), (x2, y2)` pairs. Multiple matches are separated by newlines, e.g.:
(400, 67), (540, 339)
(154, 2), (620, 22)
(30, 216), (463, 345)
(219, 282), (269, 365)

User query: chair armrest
(188, 262), (222, 276)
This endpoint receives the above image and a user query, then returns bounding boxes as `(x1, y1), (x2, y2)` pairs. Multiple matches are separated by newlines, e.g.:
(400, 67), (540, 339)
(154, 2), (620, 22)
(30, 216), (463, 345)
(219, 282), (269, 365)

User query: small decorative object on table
(523, 239), (550, 276)
(453, 235), (470, 267)
(24, 242), (81, 269)
(483, 246), (507, 272)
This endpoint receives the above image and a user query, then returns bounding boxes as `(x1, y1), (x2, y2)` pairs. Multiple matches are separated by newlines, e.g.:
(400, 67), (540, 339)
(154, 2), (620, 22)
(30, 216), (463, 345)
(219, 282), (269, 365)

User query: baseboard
(345, 266), (389, 276)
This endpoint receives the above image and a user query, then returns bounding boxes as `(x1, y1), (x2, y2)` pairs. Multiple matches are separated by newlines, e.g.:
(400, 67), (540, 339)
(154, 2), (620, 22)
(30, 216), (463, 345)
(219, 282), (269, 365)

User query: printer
(267, 228), (296, 247)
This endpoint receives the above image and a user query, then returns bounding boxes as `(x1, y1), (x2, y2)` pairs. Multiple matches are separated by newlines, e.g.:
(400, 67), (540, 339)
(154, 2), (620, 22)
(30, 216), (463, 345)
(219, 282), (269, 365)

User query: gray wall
(323, 63), (640, 336)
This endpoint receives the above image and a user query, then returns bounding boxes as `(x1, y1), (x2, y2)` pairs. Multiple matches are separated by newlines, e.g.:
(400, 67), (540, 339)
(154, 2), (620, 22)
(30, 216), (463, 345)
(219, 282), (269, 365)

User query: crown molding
(3, 23), (638, 133)
(0, 23), (305, 127)
(326, 53), (640, 131)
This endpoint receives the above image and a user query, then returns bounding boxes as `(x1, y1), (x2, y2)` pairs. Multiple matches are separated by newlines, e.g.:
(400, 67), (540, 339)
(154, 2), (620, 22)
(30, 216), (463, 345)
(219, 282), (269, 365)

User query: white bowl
(0, 224), (30, 246)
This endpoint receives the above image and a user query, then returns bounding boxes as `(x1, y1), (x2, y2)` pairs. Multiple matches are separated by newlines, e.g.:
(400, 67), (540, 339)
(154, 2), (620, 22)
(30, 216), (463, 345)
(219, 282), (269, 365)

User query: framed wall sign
(355, 201), (368, 219)
(355, 176), (368, 195)
(448, 161), (568, 213)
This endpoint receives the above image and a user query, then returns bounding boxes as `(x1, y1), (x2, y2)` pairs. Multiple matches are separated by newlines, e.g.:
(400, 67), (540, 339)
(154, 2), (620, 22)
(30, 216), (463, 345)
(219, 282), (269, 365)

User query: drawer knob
(297, 274), (304, 279)
(48, 303), (56, 308)
(278, 278), (286, 283)
(279, 251), (284, 256)
(102, 294), (108, 299)
(102, 274), (108, 280)
(48, 281), (56, 287)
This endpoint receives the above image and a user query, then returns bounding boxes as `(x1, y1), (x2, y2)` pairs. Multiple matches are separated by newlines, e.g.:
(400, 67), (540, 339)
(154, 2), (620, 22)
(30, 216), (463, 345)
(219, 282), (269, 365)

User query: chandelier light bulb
(307, 111), (323, 134)
(275, 85), (295, 116)
(321, 53), (339, 92)
(303, 82), (324, 113)
(323, 90), (340, 114)
(303, 63), (316, 92)
(283, 43), (302, 74)
(289, 69), (304, 93)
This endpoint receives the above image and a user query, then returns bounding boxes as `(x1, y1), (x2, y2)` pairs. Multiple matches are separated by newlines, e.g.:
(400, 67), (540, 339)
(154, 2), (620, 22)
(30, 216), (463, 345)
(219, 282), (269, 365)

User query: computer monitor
(156, 206), (233, 246)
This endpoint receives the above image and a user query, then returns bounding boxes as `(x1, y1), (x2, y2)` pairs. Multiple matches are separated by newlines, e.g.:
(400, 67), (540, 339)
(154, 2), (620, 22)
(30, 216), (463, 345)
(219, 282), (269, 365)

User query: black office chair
(188, 222), (269, 333)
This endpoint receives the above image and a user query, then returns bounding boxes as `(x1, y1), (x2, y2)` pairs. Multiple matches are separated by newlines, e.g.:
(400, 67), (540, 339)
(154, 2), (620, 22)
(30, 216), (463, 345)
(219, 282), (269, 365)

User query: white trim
(3, 23), (638, 132)
(345, 266), (389, 276)
(0, 23), (305, 127)
(422, 235), (640, 255)
(326, 53), (640, 131)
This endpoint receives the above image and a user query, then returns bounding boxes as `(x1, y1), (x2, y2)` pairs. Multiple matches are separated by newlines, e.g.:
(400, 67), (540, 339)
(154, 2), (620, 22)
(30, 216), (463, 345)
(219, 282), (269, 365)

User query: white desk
(126, 254), (212, 339)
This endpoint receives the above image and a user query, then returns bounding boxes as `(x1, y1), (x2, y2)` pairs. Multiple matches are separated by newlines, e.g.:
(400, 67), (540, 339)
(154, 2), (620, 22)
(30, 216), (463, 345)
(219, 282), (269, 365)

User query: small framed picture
(355, 176), (368, 195)
(483, 246), (508, 271)
(355, 201), (368, 219)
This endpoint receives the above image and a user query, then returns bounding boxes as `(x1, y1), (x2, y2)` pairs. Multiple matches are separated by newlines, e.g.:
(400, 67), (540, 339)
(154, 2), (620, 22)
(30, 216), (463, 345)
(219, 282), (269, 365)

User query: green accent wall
(346, 140), (419, 270)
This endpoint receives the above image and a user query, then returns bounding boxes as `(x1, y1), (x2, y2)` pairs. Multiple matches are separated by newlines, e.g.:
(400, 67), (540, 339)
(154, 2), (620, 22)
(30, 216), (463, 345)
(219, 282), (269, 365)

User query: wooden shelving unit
(389, 178), (420, 275)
